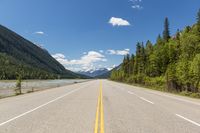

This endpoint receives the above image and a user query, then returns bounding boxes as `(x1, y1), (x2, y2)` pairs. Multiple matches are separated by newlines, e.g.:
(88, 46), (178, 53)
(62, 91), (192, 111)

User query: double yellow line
(94, 81), (104, 133)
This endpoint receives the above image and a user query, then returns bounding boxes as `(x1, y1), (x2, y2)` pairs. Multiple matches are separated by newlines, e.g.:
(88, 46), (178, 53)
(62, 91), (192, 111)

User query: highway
(0, 80), (200, 133)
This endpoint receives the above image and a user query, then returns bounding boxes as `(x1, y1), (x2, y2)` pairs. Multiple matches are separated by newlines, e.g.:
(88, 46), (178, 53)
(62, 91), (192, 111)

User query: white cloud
(129, 0), (143, 10)
(52, 53), (65, 59)
(130, 0), (142, 2)
(107, 64), (117, 71)
(34, 31), (44, 35)
(52, 51), (107, 72)
(99, 50), (104, 53)
(107, 49), (130, 56)
(132, 5), (143, 9)
(109, 17), (130, 26)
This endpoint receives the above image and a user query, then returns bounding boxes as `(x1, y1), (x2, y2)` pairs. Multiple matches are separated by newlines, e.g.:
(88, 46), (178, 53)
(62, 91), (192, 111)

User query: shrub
(15, 76), (22, 95)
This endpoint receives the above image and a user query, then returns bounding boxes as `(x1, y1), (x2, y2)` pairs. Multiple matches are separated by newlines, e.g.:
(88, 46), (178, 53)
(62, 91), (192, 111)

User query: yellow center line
(94, 81), (105, 133)
(100, 82), (105, 133)
(94, 88), (100, 133)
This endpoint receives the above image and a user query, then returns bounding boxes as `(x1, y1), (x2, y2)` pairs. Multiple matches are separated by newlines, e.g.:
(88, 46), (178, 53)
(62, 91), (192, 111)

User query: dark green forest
(111, 9), (200, 98)
(0, 25), (85, 79)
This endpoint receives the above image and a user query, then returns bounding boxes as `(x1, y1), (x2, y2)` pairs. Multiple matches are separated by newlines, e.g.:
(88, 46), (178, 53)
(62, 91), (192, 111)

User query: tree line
(0, 53), (58, 79)
(111, 9), (200, 97)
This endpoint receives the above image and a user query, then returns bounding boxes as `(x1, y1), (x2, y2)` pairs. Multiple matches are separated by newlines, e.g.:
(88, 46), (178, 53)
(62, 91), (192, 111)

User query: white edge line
(128, 85), (200, 106)
(149, 92), (200, 106)
(139, 97), (154, 104)
(113, 82), (200, 106)
(110, 84), (154, 105)
(176, 114), (200, 127)
(128, 91), (134, 95)
(0, 87), (83, 127)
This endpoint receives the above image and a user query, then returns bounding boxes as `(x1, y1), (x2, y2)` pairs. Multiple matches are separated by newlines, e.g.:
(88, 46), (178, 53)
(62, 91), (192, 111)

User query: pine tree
(166, 63), (178, 91)
(125, 54), (130, 75)
(134, 43), (141, 75)
(146, 40), (153, 53)
(140, 43), (146, 74)
(197, 9), (200, 24)
(156, 34), (164, 46)
(196, 9), (200, 33)
(121, 54), (130, 77)
(145, 40), (153, 76)
(190, 54), (200, 92)
(149, 52), (159, 77)
(163, 17), (170, 42)
(175, 29), (180, 40)
(129, 54), (135, 75)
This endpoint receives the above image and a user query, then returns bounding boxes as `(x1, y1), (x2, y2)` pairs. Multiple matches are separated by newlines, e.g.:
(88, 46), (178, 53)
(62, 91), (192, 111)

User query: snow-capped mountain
(96, 64), (121, 78)
(78, 68), (109, 77)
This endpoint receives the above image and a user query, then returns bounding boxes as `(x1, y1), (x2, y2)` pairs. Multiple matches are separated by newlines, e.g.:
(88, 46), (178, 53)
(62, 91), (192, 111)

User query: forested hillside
(0, 25), (83, 79)
(111, 9), (200, 97)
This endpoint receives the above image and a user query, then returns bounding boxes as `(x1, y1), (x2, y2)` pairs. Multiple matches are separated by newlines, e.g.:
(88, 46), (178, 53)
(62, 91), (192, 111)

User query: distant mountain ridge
(95, 65), (121, 79)
(78, 68), (109, 77)
(77, 65), (121, 79)
(0, 24), (84, 79)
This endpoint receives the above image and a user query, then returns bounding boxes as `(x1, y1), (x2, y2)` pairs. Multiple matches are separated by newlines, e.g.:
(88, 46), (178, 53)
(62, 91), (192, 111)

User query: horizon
(0, 0), (200, 72)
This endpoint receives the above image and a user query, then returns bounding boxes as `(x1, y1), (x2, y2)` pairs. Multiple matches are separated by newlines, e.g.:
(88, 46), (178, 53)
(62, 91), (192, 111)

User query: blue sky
(0, 0), (200, 71)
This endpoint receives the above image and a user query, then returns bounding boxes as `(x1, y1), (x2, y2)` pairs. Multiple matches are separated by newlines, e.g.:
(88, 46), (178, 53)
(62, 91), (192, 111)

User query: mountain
(95, 65), (121, 79)
(0, 24), (85, 79)
(78, 68), (109, 77)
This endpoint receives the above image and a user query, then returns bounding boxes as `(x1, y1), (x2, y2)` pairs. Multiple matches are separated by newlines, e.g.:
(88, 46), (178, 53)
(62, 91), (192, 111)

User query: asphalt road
(0, 80), (200, 133)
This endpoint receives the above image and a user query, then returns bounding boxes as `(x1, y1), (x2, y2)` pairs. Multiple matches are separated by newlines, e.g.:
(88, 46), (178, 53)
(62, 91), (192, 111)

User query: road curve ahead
(0, 80), (200, 133)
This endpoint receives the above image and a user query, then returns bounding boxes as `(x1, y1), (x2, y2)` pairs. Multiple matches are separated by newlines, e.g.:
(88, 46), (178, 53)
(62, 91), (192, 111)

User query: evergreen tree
(154, 35), (166, 75)
(145, 40), (153, 76)
(149, 51), (159, 77)
(125, 54), (130, 75)
(163, 17), (170, 42)
(196, 9), (200, 34)
(176, 59), (190, 92)
(156, 34), (164, 46)
(139, 43), (146, 74)
(185, 26), (191, 33)
(134, 43), (141, 75)
(129, 54), (135, 75)
(197, 9), (200, 24)
(110, 10), (200, 96)
(145, 40), (153, 54)
(175, 29), (180, 40)
(166, 63), (178, 91)
(190, 54), (200, 92)
(168, 40), (178, 63)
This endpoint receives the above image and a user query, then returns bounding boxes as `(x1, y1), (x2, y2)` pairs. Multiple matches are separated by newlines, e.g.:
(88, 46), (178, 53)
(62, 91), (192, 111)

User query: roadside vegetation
(15, 75), (22, 95)
(110, 9), (200, 98)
